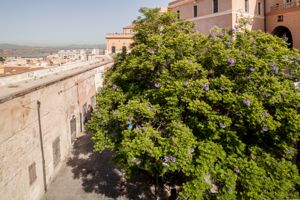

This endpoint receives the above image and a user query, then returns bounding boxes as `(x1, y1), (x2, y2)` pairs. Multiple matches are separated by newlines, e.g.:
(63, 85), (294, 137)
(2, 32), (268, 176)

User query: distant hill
(0, 43), (106, 50)
(0, 43), (33, 49)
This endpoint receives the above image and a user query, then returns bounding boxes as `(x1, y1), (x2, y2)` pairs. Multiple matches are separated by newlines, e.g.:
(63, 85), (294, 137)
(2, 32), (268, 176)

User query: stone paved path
(42, 133), (160, 200)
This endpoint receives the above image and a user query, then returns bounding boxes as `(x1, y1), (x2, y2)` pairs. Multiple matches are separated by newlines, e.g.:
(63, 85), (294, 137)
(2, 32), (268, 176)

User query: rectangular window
(278, 15), (284, 22)
(213, 0), (218, 13)
(52, 137), (61, 168)
(245, 0), (249, 12)
(28, 162), (37, 185)
(258, 2), (261, 15)
(193, 5), (198, 17)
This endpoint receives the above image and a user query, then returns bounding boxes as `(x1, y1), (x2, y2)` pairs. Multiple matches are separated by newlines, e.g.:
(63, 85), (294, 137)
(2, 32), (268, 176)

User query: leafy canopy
(88, 8), (300, 199)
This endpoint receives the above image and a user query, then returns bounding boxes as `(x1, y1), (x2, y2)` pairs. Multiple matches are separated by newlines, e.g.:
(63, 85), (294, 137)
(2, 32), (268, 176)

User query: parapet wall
(0, 60), (113, 200)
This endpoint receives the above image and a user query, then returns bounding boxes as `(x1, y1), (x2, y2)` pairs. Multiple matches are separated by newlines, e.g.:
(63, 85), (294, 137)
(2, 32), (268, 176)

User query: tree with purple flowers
(88, 8), (300, 199)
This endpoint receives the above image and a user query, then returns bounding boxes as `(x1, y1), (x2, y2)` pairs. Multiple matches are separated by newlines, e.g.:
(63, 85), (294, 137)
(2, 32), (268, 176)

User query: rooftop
(0, 66), (46, 77)
(0, 59), (113, 104)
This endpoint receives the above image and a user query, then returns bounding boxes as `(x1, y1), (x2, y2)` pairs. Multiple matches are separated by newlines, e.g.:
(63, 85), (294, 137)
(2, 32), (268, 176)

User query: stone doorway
(272, 26), (293, 48)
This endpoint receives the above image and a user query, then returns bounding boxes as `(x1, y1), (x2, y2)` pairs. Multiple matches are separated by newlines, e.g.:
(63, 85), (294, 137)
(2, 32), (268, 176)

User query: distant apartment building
(105, 25), (134, 55)
(168, 0), (300, 50)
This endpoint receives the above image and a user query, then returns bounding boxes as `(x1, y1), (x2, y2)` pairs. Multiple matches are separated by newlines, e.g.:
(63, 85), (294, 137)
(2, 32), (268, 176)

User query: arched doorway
(272, 26), (293, 48)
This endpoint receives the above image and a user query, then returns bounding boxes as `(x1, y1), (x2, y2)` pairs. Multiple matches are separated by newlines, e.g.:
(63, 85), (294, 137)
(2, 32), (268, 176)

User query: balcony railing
(271, 1), (300, 11)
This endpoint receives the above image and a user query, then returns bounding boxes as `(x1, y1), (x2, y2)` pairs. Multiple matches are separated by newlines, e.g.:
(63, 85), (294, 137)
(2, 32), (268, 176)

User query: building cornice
(187, 10), (264, 22)
(168, 0), (194, 9)
(266, 7), (300, 16)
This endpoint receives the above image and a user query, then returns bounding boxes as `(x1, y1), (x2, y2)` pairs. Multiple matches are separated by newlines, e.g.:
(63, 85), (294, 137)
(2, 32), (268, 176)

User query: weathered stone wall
(0, 61), (112, 200)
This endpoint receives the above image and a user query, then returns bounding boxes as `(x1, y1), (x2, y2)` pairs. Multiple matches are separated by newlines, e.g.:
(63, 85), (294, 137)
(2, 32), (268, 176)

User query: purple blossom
(164, 156), (176, 163)
(243, 99), (251, 106)
(237, 113), (243, 118)
(285, 150), (291, 154)
(210, 32), (216, 41)
(262, 112), (268, 118)
(227, 58), (235, 65)
(183, 81), (189, 87)
(246, 75), (251, 80)
(189, 148), (195, 153)
(218, 32), (224, 38)
(294, 61), (299, 65)
(249, 67), (255, 72)
(262, 126), (269, 132)
(154, 83), (161, 88)
(272, 66), (279, 74)
(136, 125), (141, 129)
(220, 123), (226, 129)
(148, 49), (155, 54)
(234, 168), (240, 174)
(284, 36), (288, 42)
(270, 62), (279, 74)
(202, 83), (209, 91)
(164, 156), (170, 162)
(169, 156), (177, 163)
(269, 62), (275, 68)
(226, 41), (231, 47)
(221, 86), (226, 91)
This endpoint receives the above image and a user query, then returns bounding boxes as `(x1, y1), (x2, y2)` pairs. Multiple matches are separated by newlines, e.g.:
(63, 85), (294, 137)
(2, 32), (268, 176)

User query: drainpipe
(264, 0), (267, 32)
(37, 101), (47, 192)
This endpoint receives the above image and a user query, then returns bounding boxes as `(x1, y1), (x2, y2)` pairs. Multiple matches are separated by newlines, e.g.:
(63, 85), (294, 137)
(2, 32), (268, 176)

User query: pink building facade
(168, 0), (300, 50)
(266, 0), (300, 50)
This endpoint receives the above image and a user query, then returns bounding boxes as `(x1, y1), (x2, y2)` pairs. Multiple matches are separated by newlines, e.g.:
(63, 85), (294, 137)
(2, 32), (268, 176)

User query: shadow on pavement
(67, 133), (166, 200)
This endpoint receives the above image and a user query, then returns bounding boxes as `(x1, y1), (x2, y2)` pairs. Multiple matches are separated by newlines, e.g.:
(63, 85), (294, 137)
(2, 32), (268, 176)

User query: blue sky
(0, 0), (170, 46)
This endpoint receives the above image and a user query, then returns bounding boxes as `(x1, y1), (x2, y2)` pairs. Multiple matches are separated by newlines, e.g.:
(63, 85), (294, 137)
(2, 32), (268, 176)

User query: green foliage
(88, 8), (300, 199)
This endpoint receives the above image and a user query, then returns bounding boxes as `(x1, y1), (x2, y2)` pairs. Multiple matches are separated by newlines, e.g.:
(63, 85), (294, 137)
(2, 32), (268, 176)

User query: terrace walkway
(42, 133), (170, 200)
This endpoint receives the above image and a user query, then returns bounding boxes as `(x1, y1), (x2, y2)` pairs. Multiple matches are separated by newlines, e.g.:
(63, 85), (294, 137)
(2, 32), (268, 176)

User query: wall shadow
(66, 133), (169, 199)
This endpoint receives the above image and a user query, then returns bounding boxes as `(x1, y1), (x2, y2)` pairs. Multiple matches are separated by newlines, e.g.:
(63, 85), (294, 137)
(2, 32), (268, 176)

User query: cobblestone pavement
(42, 133), (162, 200)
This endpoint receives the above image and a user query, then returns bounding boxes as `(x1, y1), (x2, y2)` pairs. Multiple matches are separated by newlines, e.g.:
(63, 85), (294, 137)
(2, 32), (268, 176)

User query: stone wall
(0, 61), (112, 200)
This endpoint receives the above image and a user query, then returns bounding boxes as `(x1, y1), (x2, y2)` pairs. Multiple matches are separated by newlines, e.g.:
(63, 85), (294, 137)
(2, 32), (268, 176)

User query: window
(193, 5), (198, 17)
(213, 0), (218, 13)
(28, 162), (37, 185)
(258, 2), (261, 15)
(245, 0), (249, 12)
(278, 15), (284, 22)
(52, 137), (61, 168)
(177, 10), (180, 19)
(111, 46), (116, 54)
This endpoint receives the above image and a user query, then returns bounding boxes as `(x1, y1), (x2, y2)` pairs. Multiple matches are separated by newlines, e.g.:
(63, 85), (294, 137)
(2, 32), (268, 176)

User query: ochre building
(105, 25), (134, 55)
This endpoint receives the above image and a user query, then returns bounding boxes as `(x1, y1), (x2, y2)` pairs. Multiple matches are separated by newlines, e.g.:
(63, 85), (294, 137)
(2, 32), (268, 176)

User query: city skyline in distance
(0, 0), (169, 46)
